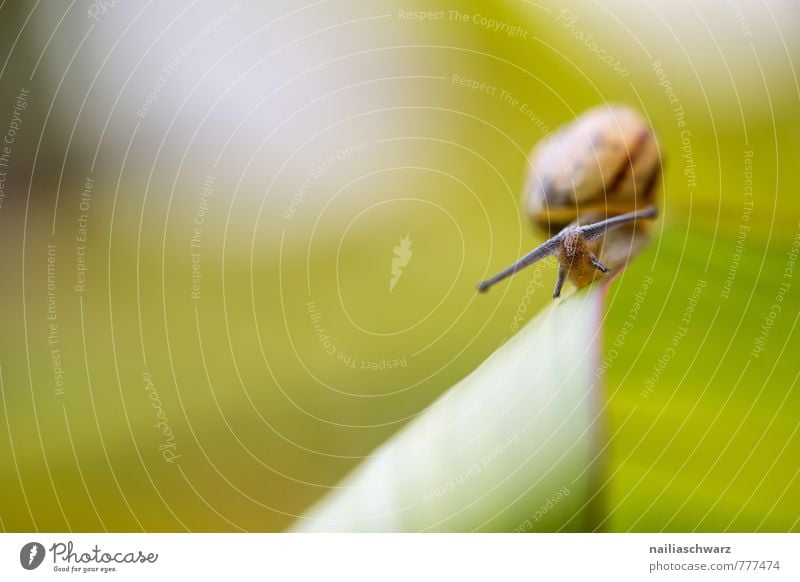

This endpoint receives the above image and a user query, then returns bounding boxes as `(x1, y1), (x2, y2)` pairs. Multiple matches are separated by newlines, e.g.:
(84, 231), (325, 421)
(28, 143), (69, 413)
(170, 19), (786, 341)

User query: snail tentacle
(552, 261), (568, 298)
(589, 253), (610, 273)
(579, 205), (658, 242)
(477, 235), (561, 293)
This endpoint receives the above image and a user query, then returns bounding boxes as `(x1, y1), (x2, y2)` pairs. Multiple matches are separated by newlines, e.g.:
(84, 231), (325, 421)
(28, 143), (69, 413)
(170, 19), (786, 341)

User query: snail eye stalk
(477, 236), (560, 293)
(578, 205), (658, 241)
(477, 205), (657, 296)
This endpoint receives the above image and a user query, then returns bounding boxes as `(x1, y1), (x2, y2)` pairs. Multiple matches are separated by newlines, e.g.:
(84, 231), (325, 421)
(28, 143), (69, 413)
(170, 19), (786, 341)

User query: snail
(478, 104), (661, 298)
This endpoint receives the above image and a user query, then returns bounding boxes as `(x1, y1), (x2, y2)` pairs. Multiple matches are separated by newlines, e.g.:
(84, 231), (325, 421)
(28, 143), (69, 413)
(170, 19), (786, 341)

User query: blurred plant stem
(292, 284), (608, 532)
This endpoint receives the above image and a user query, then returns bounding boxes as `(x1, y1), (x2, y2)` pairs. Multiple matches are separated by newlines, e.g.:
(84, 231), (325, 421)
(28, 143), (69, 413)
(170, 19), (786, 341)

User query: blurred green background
(0, 0), (798, 531)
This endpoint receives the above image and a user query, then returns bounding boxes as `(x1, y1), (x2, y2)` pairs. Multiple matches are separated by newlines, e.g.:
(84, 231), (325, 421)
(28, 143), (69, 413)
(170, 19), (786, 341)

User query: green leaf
(292, 284), (608, 532)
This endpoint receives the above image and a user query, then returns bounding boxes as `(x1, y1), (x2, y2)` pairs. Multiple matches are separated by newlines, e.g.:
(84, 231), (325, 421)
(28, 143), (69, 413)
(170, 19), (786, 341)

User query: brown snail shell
(525, 104), (661, 236)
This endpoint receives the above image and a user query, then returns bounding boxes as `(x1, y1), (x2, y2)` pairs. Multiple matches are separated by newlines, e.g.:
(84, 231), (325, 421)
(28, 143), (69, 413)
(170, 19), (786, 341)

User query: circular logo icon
(20, 542), (45, 570)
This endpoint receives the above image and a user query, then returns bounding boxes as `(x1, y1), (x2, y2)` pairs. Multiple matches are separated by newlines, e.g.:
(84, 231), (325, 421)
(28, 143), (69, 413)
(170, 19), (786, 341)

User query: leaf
(291, 284), (609, 532)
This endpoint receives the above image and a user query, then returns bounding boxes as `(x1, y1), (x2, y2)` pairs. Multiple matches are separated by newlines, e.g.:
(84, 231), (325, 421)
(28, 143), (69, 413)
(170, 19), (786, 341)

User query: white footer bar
(1, 533), (797, 581)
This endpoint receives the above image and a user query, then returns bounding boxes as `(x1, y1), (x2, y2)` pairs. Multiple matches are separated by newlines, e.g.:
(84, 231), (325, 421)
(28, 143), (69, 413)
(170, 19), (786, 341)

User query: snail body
(478, 104), (661, 298)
